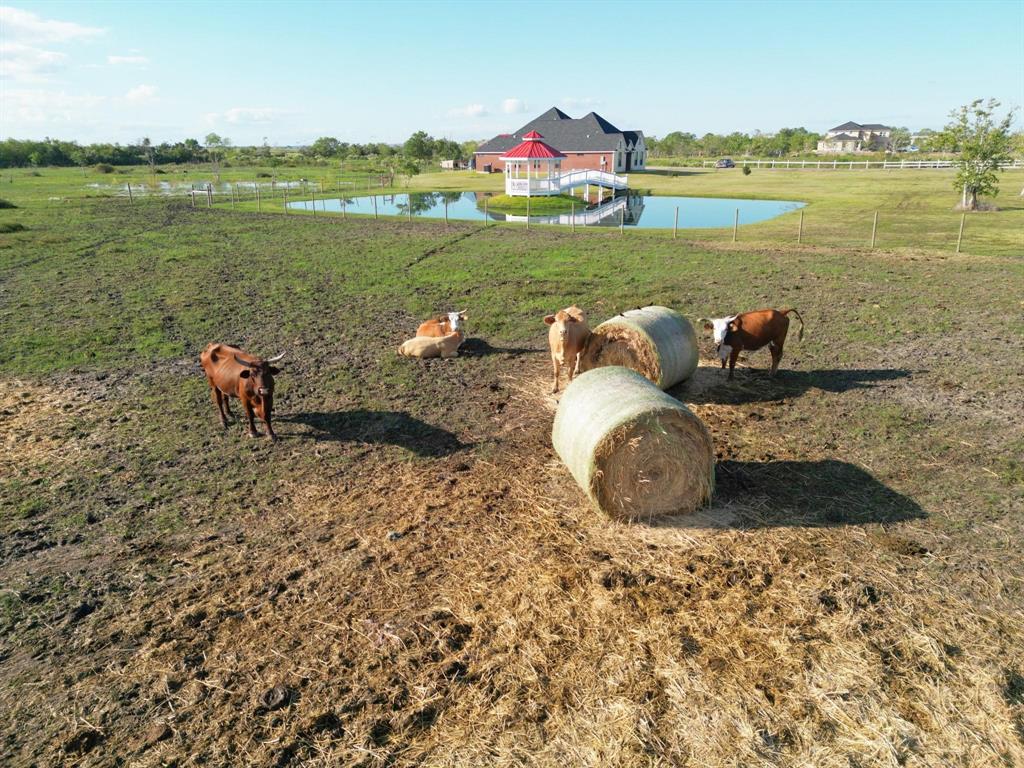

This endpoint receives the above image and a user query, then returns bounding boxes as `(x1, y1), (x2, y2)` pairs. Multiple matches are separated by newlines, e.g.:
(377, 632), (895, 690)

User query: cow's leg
(728, 348), (740, 380)
(243, 400), (260, 438)
(210, 384), (228, 427)
(551, 358), (560, 393)
(221, 393), (234, 421)
(261, 404), (277, 442)
(769, 339), (784, 376)
(570, 352), (581, 380)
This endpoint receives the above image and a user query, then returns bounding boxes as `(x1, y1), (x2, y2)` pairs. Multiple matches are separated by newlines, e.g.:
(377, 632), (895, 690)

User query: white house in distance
(816, 122), (893, 153)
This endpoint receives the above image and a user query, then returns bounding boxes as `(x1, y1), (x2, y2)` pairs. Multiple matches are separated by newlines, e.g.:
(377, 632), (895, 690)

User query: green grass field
(0, 165), (1022, 766)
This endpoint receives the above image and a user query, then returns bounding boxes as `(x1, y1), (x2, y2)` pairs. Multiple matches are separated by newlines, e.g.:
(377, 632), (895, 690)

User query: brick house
(474, 107), (646, 173)
(816, 121), (893, 153)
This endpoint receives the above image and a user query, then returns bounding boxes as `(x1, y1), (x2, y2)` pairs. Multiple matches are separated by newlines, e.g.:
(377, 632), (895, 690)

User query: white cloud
(108, 54), (149, 65)
(3, 88), (105, 123)
(205, 107), (287, 125)
(0, 6), (104, 43)
(124, 84), (158, 103)
(447, 103), (487, 118)
(0, 42), (67, 81)
(502, 98), (528, 115)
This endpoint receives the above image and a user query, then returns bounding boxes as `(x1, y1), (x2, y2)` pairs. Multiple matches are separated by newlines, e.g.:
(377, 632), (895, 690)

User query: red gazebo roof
(500, 131), (565, 159)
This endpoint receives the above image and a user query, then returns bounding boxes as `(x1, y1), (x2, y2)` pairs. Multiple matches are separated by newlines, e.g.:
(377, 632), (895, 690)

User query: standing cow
(544, 305), (590, 393)
(703, 308), (804, 379)
(200, 343), (285, 440)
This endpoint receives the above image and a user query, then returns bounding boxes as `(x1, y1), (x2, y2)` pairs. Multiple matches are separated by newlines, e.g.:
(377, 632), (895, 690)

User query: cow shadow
(671, 366), (916, 405)
(282, 410), (468, 457)
(653, 459), (925, 529)
(459, 338), (538, 358)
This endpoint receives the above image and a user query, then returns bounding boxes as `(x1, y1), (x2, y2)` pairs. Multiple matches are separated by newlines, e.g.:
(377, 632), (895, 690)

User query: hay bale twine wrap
(552, 366), (714, 521)
(579, 305), (698, 389)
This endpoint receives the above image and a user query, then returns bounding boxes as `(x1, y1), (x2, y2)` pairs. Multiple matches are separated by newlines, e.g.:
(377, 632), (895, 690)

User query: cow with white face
(702, 308), (804, 379)
(417, 311), (467, 338)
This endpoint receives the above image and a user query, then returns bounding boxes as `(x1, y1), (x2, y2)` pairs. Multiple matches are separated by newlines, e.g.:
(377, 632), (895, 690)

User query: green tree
(889, 127), (911, 152)
(940, 99), (1014, 210)
(204, 133), (231, 180)
(403, 131), (434, 161)
(308, 136), (341, 159)
(398, 157), (420, 186)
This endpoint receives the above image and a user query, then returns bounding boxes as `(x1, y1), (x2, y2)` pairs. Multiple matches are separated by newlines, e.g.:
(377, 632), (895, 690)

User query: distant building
(439, 159), (467, 170)
(474, 107), (646, 173)
(816, 122), (893, 153)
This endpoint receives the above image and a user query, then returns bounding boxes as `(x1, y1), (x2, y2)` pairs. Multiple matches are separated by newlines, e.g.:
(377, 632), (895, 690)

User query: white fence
(667, 159), (1024, 171)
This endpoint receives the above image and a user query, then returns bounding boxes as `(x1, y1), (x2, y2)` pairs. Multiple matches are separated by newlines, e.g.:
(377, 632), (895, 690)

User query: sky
(1, 0), (1022, 146)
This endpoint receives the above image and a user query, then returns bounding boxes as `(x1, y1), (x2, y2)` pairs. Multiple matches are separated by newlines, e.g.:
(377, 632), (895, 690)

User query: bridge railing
(557, 169), (629, 190)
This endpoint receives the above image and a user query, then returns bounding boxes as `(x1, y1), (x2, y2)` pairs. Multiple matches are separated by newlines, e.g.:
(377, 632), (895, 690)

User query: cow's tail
(781, 308), (804, 341)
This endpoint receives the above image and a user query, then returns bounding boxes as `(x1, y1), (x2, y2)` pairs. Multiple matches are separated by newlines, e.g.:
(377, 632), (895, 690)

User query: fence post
(342, 196), (346, 219)
(870, 210), (878, 248)
(230, 185), (235, 209)
(190, 190), (195, 208)
(207, 184), (212, 208)
(526, 196), (530, 229)
(444, 198), (449, 227)
(798, 209), (804, 243)
(320, 179), (324, 194)
(256, 185), (261, 213)
(283, 185), (288, 213)
(619, 206), (624, 234)
(373, 195), (378, 220)
(673, 206), (678, 239)
(956, 212), (966, 254)
(571, 202), (575, 233)
(484, 197), (488, 226)
(732, 208), (739, 242)
(127, 182), (134, 204)
(312, 188), (316, 217)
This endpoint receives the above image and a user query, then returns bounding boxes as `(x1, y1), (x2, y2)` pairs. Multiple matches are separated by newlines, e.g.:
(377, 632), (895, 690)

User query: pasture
(1, 166), (1023, 767)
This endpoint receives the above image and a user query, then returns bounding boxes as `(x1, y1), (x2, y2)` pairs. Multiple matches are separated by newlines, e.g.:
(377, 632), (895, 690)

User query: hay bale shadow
(282, 410), (468, 457)
(673, 458), (925, 528)
(673, 366), (917, 405)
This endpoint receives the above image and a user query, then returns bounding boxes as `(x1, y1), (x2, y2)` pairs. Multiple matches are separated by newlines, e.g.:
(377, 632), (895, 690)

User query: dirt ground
(3, 331), (1023, 767)
(1, 201), (1022, 766)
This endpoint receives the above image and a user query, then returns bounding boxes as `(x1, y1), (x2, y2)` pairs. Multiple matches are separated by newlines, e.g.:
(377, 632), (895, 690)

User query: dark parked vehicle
(715, 158), (735, 168)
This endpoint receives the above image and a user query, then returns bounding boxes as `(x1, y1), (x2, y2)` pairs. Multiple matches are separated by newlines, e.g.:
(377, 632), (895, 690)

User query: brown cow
(703, 308), (804, 379)
(417, 311), (467, 338)
(200, 343), (285, 440)
(398, 331), (464, 359)
(544, 305), (590, 393)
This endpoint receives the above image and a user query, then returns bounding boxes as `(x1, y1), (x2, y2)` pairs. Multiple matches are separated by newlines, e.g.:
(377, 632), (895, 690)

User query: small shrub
(742, 165), (752, 176)
(95, 163), (115, 174)
(0, 198), (16, 209)
(155, 168), (167, 174)
(256, 172), (272, 178)
(0, 222), (27, 233)
(30, 171), (42, 177)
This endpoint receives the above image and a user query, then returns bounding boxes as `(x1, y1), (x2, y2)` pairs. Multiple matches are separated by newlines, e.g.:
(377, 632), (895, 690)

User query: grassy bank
(478, 193), (582, 213)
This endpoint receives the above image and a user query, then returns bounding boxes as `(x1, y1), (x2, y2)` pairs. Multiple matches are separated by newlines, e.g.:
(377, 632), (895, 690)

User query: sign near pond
(287, 192), (804, 229)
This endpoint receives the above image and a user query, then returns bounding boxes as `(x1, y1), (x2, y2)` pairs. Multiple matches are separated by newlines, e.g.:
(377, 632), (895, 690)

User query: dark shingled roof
(829, 120), (891, 132)
(823, 133), (861, 141)
(477, 107), (643, 154)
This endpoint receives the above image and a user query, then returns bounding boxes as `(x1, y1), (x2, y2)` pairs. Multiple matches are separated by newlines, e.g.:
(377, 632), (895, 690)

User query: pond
(286, 191), (804, 229)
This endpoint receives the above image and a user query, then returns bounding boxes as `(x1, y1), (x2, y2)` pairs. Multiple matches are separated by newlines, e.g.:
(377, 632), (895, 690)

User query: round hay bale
(579, 306), (698, 389)
(552, 366), (714, 521)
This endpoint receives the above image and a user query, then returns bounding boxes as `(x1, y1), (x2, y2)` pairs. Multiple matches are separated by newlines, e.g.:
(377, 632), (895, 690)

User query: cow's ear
(703, 322), (713, 331)
(543, 315), (556, 325)
(729, 317), (742, 332)
(239, 369), (251, 378)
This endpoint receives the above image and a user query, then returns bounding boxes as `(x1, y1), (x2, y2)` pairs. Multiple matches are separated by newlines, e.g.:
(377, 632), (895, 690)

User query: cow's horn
(234, 354), (256, 368)
(265, 352), (286, 363)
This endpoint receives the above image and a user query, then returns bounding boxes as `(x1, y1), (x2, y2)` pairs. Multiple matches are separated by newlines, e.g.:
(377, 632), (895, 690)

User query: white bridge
(505, 168), (628, 197)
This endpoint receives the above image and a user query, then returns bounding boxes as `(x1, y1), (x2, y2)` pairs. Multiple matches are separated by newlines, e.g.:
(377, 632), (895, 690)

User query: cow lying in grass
(544, 305), (590, 393)
(703, 308), (804, 379)
(200, 344), (284, 439)
(398, 331), (464, 359)
(417, 311), (466, 338)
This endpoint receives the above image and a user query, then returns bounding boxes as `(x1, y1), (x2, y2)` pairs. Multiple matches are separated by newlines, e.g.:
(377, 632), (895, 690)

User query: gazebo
(500, 131), (566, 197)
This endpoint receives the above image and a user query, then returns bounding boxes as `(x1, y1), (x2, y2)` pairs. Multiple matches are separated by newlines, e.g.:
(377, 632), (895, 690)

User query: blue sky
(2, 0), (1022, 145)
